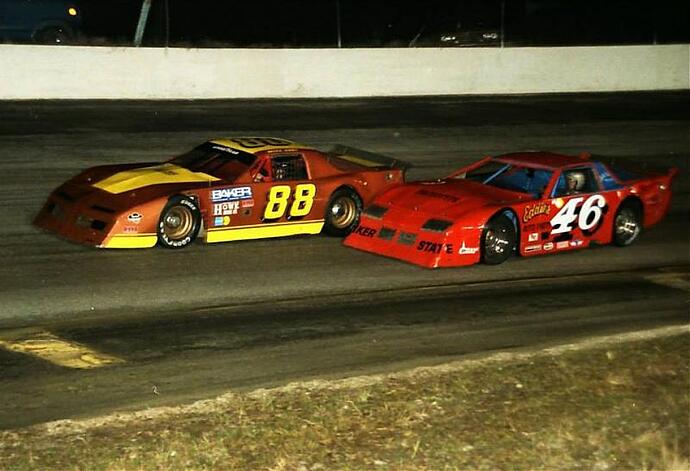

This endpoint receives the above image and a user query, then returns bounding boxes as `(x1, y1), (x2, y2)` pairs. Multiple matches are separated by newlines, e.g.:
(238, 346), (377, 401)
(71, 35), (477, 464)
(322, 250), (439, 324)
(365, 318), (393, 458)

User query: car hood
(379, 179), (526, 219)
(89, 163), (220, 194)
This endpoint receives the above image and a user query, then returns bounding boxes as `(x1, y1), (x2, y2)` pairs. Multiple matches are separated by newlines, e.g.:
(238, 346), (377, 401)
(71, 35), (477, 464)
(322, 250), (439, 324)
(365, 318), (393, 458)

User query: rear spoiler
(327, 145), (412, 171)
(594, 154), (678, 180)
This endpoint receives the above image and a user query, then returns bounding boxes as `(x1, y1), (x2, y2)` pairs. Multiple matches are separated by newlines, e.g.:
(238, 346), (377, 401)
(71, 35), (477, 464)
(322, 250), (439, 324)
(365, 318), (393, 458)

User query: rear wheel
(613, 201), (642, 246)
(481, 213), (516, 265)
(323, 189), (362, 237)
(157, 196), (201, 249)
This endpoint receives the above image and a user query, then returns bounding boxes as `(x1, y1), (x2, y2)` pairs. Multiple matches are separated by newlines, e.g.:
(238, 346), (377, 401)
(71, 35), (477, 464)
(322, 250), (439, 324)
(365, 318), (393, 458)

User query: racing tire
(612, 200), (642, 247)
(481, 213), (516, 265)
(157, 195), (201, 249)
(323, 189), (363, 237)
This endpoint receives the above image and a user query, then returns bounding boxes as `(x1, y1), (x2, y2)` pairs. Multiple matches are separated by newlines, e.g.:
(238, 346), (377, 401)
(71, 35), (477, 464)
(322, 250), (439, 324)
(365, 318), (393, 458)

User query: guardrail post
(134, 0), (153, 47)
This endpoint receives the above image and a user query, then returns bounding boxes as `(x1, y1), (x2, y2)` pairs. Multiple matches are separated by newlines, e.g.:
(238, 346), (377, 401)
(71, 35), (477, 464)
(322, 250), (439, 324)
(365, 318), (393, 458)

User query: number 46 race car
(344, 151), (677, 268)
(34, 137), (409, 248)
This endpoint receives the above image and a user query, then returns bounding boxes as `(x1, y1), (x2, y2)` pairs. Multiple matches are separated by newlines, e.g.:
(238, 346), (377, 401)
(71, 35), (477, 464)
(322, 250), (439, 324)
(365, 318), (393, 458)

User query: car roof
(209, 137), (317, 155)
(494, 151), (590, 170)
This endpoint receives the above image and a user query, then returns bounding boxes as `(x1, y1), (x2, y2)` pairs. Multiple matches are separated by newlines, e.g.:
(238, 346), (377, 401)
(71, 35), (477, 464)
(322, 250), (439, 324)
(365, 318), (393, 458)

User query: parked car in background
(410, 20), (500, 47)
(0, 0), (81, 44)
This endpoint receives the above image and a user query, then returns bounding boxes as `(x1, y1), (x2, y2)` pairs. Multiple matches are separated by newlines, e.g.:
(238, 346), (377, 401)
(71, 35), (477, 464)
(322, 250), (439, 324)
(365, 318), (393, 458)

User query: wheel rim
(329, 196), (357, 229)
(163, 206), (194, 240)
(615, 208), (640, 242)
(484, 228), (510, 256)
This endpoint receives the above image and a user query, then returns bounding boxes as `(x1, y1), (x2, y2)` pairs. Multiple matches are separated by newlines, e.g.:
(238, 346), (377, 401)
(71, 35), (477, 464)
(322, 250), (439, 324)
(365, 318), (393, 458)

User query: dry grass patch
(1, 329), (688, 470)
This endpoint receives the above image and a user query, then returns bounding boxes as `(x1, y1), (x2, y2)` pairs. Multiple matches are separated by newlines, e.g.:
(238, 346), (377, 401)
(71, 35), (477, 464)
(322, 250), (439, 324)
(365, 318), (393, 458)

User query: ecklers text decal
(522, 202), (550, 223)
(211, 186), (253, 203)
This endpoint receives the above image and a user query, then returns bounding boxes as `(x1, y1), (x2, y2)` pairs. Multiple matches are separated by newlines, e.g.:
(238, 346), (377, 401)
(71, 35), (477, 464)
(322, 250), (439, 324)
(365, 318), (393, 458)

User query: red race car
(35, 137), (409, 248)
(344, 151), (677, 268)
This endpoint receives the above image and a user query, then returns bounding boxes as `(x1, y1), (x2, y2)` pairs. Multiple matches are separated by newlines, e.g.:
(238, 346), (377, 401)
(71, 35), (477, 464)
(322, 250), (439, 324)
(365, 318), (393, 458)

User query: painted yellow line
(0, 331), (124, 369)
(206, 220), (324, 243)
(645, 273), (690, 292)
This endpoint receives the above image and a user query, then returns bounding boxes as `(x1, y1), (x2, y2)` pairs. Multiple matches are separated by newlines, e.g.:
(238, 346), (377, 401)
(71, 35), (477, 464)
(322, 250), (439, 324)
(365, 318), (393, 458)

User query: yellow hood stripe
(93, 163), (219, 194)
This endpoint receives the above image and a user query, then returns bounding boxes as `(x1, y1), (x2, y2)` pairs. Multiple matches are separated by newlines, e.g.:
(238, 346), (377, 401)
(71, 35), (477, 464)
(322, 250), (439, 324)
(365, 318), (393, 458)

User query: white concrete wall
(0, 44), (688, 99)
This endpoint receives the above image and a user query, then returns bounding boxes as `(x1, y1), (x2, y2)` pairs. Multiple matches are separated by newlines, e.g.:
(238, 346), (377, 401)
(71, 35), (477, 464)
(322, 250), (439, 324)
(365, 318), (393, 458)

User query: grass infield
(1, 327), (688, 470)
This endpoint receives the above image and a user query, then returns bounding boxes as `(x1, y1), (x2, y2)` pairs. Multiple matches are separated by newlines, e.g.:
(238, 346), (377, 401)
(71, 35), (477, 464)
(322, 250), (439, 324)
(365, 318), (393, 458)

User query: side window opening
(271, 154), (308, 181)
(553, 167), (599, 197)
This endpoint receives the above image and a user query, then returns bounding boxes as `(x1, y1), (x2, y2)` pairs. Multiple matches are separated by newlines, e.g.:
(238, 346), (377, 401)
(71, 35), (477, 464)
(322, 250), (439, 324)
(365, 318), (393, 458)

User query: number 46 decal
(551, 194), (606, 235)
(263, 184), (316, 220)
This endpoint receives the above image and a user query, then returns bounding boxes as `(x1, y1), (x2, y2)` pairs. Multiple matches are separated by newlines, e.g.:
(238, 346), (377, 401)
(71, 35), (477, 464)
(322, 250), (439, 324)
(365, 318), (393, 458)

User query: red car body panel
(343, 152), (677, 268)
(34, 138), (408, 248)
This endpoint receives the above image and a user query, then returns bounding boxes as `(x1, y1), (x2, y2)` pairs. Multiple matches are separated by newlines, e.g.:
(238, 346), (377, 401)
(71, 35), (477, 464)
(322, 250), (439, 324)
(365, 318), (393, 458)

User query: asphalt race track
(0, 92), (688, 429)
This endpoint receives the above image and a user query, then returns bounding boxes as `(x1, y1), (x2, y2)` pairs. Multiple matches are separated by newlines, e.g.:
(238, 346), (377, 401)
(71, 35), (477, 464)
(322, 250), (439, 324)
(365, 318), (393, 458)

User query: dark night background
(4, 0), (690, 47)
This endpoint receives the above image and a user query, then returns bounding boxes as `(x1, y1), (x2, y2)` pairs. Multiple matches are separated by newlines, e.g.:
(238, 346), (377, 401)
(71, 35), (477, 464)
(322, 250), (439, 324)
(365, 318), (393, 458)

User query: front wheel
(612, 201), (642, 247)
(157, 196), (201, 249)
(481, 213), (516, 265)
(323, 189), (363, 237)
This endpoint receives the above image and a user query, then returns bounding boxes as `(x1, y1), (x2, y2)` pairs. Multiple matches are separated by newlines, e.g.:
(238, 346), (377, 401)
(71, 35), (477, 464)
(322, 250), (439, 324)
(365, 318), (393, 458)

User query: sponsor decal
(458, 242), (479, 255)
(543, 242), (554, 251)
(214, 216), (231, 227)
(354, 225), (377, 237)
(528, 232), (539, 242)
(211, 145), (240, 154)
(416, 189), (459, 202)
(417, 240), (454, 254)
(127, 212), (143, 224)
(522, 202), (550, 223)
(211, 186), (253, 203)
(556, 241), (569, 249)
(213, 201), (240, 216)
(123, 226), (138, 233)
(230, 137), (292, 149)
(569, 239), (584, 247)
(525, 244), (542, 253)
(241, 199), (255, 208)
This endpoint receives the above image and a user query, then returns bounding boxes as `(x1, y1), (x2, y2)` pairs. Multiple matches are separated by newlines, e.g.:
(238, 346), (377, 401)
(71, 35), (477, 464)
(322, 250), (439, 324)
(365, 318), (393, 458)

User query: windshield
(169, 143), (257, 180)
(457, 161), (553, 197)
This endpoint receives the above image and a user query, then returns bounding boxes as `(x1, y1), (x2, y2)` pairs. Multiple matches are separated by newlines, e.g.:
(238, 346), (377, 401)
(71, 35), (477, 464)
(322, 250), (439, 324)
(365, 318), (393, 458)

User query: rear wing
(594, 155), (678, 182)
(326, 145), (412, 171)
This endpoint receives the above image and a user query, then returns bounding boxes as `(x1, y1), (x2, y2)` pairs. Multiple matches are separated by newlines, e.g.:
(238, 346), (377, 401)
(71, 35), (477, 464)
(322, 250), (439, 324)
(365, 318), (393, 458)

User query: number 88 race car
(34, 137), (409, 248)
(344, 151), (677, 268)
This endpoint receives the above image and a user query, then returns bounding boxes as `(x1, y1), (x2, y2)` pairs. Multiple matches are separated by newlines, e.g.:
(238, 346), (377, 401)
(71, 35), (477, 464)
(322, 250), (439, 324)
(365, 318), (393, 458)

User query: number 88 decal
(551, 194), (607, 235)
(263, 184), (316, 220)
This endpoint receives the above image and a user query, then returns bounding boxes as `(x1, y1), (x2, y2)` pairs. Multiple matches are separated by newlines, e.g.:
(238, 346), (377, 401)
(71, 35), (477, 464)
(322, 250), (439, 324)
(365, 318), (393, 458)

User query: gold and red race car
(34, 137), (409, 248)
(344, 151), (677, 268)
